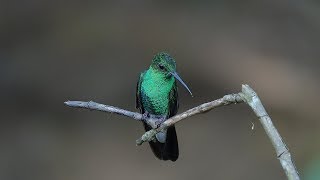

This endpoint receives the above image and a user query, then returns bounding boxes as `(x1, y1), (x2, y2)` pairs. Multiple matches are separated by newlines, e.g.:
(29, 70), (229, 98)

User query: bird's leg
(143, 111), (157, 128)
(142, 112), (150, 122)
(144, 113), (166, 129)
(154, 116), (167, 128)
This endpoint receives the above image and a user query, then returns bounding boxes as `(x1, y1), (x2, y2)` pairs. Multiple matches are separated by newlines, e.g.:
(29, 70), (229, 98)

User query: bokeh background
(2, 1), (320, 180)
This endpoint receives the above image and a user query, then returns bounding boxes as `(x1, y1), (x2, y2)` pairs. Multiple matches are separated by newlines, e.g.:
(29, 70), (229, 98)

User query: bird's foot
(154, 117), (166, 128)
(142, 112), (157, 128)
(142, 112), (150, 122)
(143, 112), (166, 129)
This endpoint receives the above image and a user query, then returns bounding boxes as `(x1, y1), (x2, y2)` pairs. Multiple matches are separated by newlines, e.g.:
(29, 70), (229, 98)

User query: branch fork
(64, 84), (300, 180)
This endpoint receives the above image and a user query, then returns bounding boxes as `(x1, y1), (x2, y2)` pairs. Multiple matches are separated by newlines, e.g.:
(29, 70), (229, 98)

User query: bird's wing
(136, 71), (145, 113)
(168, 81), (179, 118)
(137, 71), (179, 161)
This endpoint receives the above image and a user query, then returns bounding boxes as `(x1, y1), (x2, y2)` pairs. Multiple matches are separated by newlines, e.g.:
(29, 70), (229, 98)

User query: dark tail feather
(143, 122), (179, 161)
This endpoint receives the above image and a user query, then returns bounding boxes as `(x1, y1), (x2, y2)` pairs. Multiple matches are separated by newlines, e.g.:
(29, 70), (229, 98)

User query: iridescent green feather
(135, 52), (189, 161)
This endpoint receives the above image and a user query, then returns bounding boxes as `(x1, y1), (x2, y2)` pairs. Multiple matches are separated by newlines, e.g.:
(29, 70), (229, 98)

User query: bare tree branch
(64, 101), (143, 121)
(239, 85), (300, 180)
(64, 84), (300, 180)
(135, 93), (243, 144)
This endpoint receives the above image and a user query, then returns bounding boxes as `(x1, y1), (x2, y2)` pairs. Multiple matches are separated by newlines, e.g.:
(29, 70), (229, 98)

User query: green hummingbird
(136, 52), (192, 161)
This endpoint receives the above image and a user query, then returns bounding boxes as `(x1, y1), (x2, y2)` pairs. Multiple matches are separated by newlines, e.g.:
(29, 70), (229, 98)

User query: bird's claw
(155, 121), (161, 128)
(155, 118), (166, 128)
(142, 112), (150, 122)
(143, 112), (166, 129)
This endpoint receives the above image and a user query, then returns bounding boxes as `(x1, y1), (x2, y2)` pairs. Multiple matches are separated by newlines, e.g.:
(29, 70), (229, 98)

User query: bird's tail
(143, 122), (179, 161)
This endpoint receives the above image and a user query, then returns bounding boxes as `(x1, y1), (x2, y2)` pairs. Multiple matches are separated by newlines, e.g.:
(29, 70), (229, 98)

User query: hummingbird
(136, 52), (192, 161)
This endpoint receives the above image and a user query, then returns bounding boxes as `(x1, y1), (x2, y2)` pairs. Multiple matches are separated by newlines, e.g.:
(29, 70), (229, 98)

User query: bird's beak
(170, 71), (193, 97)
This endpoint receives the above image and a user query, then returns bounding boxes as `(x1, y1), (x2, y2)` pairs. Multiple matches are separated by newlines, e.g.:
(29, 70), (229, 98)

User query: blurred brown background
(2, 0), (320, 180)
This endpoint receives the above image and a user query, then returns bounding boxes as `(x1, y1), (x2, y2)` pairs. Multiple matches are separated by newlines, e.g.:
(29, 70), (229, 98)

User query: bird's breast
(141, 78), (174, 116)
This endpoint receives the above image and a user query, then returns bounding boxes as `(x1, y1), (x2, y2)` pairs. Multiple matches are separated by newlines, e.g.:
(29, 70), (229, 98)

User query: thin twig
(64, 84), (300, 180)
(135, 93), (243, 145)
(64, 101), (143, 120)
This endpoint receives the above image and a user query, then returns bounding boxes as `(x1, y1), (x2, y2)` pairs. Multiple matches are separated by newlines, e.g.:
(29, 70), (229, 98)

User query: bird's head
(150, 52), (193, 96)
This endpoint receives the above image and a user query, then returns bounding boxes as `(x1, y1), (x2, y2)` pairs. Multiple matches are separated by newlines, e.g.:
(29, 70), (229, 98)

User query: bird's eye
(158, 64), (165, 70)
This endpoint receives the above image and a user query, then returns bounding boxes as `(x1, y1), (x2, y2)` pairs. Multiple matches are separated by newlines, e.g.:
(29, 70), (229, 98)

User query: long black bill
(170, 72), (193, 97)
